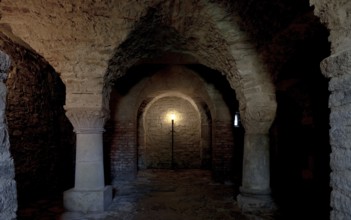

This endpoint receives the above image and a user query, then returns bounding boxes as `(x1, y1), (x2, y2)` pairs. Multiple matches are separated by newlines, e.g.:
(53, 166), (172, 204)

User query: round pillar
(237, 103), (276, 213)
(75, 132), (105, 190)
(241, 133), (270, 194)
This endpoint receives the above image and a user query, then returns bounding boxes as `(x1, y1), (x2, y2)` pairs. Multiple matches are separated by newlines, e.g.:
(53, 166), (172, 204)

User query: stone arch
(136, 66), (216, 120)
(142, 92), (201, 120)
(203, 2), (277, 134)
(108, 64), (235, 182)
(104, 1), (277, 134)
(102, 0), (277, 212)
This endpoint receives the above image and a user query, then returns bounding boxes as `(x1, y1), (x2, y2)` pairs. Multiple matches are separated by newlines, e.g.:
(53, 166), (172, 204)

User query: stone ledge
(63, 186), (113, 213)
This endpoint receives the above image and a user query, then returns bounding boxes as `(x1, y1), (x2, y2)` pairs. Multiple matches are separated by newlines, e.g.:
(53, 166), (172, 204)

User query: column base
(64, 186), (113, 213)
(237, 188), (276, 213)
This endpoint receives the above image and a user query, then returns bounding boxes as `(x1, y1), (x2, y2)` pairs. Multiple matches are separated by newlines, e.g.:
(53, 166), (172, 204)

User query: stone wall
(105, 120), (137, 184)
(308, 1), (351, 219)
(142, 96), (201, 169)
(320, 51), (351, 220)
(212, 121), (235, 182)
(0, 32), (75, 205)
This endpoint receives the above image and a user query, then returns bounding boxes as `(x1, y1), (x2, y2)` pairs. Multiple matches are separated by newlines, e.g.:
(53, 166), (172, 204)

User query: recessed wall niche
(139, 96), (202, 169)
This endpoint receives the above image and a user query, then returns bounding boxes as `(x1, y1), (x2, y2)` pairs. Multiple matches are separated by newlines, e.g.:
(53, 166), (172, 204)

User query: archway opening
(139, 96), (202, 169)
(105, 62), (240, 185)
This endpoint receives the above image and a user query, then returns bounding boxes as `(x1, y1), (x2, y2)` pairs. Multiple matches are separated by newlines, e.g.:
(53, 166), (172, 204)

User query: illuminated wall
(141, 96), (201, 169)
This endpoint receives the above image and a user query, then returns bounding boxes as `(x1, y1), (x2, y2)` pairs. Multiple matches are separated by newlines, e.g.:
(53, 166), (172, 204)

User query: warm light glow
(170, 113), (176, 121)
(165, 111), (179, 123)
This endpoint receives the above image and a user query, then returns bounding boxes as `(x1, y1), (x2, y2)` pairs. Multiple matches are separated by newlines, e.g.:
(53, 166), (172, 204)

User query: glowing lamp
(170, 113), (176, 121)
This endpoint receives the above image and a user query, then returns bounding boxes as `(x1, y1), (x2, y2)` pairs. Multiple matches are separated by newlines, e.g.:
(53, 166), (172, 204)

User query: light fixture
(170, 113), (176, 121)
(234, 111), (240, 127)
(164, 111), (178, 169)
(171, 113), (175, 169)
(165, 111), (181, 124)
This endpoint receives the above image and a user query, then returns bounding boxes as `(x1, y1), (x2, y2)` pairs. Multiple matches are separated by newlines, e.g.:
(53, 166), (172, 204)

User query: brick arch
(136, 66), (220, 120)
(142, 92), (201, 120)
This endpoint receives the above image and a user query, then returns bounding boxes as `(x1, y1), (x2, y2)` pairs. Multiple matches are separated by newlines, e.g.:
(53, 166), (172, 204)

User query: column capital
(240, 104), (276, 134)
(64, 107), (110, 133)
(321, 50), (351, 78)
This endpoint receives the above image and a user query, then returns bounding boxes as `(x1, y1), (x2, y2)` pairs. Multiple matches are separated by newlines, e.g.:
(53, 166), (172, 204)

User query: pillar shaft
(241, 133), (270, 194)
(75, 133), (104, 190)
(237, 131), (275, 213)
(237, 102), (276, 213)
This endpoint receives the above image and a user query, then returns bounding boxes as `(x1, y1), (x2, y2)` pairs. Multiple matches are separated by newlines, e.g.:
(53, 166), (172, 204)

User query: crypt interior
(0, 0), (350, 220)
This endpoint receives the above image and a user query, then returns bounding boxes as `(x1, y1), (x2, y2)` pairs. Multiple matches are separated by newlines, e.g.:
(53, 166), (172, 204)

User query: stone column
(237, 105), (276, 213)
(320, 50), (351, 220)
(63, 107), (112, 212)
(0, 51), (17, 219)
(237, 133), (273, 212)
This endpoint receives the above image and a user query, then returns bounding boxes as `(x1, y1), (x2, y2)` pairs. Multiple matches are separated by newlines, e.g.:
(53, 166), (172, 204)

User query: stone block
(331, 210), (351, 220)
(0, 158), (15, 179)
(330, 126), (351, 149)
(330, 105), (351, 126)
(330, 171), (351, 194)
(331, 189), (351, 218)
(0, 179), (17, 219)
(63, 186), (113, 213)
(329, 74), (351, 92)
(329, 90), (351, 107)
(321, 50), (351, 78)
(330, 150), (351, 171)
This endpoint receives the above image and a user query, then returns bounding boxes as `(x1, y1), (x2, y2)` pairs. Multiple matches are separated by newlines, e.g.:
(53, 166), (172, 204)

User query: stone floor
(19, 169), (276, 220)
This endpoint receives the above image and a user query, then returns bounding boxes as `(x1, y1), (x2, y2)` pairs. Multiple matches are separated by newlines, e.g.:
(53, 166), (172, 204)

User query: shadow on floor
(19, 169), (277, 220)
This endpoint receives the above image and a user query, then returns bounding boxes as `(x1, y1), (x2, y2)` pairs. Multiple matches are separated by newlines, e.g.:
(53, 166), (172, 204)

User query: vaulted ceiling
(0, 0), (328, 131)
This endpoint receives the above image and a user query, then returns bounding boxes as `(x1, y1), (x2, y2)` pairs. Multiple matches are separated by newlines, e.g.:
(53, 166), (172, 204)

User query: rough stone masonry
(0, 50), (17, 220)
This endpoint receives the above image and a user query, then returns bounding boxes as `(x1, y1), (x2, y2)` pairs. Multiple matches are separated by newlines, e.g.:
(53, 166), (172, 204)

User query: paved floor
(19, 169), (275, 220)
